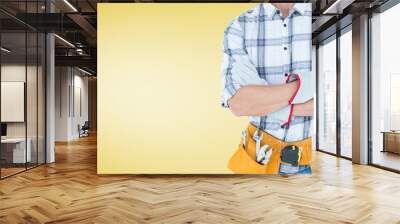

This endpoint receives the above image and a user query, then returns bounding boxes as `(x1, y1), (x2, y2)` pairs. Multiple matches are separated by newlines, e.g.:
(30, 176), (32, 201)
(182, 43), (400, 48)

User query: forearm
(229, 82), (297, 116)
(292, 99), (314, 116)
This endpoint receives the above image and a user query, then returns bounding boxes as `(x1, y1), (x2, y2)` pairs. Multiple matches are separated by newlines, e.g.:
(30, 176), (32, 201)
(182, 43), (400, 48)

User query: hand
(287, 71), (315, 104)
(293, 99), (314, 116)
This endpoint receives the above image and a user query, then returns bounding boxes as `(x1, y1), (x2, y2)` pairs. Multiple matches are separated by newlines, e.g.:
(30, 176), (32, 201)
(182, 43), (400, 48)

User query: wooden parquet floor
(1, 134), (400, 224)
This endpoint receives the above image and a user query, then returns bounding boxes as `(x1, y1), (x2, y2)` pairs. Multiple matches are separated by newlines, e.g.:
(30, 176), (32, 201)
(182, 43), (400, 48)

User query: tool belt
(228, 123), (312, 174)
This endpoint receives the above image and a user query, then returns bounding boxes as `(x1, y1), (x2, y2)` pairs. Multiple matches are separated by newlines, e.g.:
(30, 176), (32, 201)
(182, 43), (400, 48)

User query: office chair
(79, 121), (90, 138)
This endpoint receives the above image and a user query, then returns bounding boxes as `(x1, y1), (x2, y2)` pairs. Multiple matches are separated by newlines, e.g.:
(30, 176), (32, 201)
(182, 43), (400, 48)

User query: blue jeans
(278, 164), (312, 175)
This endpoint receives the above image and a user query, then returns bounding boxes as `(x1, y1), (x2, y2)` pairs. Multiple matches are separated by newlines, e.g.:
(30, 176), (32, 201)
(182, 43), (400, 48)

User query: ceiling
(0, 0), (392, 75)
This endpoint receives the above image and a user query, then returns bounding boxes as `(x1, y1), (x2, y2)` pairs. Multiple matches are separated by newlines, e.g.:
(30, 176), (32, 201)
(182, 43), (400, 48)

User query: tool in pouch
(228, 121), (312, 174)
(279, 145), (305, 175)
(280, 145), (302, 166)
(246, 118), (303, 170)
(244, 118), (273, 165)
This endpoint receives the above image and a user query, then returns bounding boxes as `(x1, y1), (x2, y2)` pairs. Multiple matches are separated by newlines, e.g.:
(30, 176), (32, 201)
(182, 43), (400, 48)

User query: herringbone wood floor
(1, 135), (400, 224)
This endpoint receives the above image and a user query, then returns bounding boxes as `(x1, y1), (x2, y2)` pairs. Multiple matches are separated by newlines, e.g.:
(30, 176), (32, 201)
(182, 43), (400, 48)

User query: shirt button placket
(283, 17), (290, 76)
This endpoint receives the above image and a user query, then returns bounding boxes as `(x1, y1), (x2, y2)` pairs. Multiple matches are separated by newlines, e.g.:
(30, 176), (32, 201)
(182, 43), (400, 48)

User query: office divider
(0, 1), (46, 179)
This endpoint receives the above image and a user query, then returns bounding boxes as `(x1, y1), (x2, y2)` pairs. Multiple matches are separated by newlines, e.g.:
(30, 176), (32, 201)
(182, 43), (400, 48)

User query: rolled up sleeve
(220, 19), (247, 108)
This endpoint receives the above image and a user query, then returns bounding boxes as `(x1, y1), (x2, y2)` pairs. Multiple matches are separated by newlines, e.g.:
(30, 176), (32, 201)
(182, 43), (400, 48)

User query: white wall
(55, 67), (70, 141)
(1, 65), (26, 139)
(78, 72), (89, 138)
(55, 67), (89, 141)
(1, 65), (39, 138)
(1, 63), (46, 164)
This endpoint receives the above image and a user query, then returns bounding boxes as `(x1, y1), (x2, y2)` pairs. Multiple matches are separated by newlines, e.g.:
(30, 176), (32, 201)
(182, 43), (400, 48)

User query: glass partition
(0, 31), (28, 177)
(38, 32), (45, 165)
(27, 30), (38, 169)
(0, 2), (46, 179)
(339, 28), (352, 158)
(317, 36), (337, 155)
(26, 0), (43, 169)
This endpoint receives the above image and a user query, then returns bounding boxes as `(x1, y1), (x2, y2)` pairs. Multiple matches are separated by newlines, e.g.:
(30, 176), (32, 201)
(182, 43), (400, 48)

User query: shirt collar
(291, 3), (307, 16)
(262, 3), (306, 19)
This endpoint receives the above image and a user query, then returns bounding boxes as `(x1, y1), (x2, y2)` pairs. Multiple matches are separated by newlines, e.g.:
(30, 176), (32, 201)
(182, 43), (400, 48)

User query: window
(370, 2), (400, 171)
(390, 74), (400, 130)
(339, 28), (352, 158)
(317, 37), (337, 154)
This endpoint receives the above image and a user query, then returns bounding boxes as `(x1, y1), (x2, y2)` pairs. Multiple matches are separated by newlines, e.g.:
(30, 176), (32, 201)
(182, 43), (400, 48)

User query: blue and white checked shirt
(221, 3), (313, 142)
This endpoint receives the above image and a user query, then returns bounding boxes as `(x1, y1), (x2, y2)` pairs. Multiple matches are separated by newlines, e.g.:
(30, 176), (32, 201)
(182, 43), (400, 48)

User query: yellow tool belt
(228, 123), (312, 174)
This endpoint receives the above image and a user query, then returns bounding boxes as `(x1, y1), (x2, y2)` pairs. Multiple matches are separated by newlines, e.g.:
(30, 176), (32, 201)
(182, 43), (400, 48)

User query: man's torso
(235, 3), (313, 141)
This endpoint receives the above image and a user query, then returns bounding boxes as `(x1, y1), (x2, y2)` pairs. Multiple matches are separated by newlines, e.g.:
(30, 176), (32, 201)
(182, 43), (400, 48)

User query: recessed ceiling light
(63, 0), (78, 12)
(323, 0), (354, 14)
(1, 47), (11, 53)
(54, 34), (75, 48)
(78, 67), (93, 76)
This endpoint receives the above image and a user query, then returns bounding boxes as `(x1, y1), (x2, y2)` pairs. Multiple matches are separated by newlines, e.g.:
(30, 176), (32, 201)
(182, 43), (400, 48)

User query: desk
(381, 131), (400, 154)
(1, 138), (31, 163)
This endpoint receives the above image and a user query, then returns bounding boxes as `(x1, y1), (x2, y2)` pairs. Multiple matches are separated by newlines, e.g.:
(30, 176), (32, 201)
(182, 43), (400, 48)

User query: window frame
(316, 24), (353, 161)
(368, 0), (400, 173)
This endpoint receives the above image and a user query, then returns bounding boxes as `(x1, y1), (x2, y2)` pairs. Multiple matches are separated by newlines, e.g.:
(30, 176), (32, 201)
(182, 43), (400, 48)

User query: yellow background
(98, 3), (257, 174)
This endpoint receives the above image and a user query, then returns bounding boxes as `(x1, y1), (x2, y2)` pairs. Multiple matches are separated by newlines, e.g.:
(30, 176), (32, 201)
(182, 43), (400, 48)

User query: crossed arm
(228, 84), (314, 117)
(222, 19), (314, 118)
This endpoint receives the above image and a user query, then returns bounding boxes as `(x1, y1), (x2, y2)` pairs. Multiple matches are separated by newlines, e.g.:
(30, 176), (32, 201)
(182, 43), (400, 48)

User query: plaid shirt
(221, 3), (313, 142)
